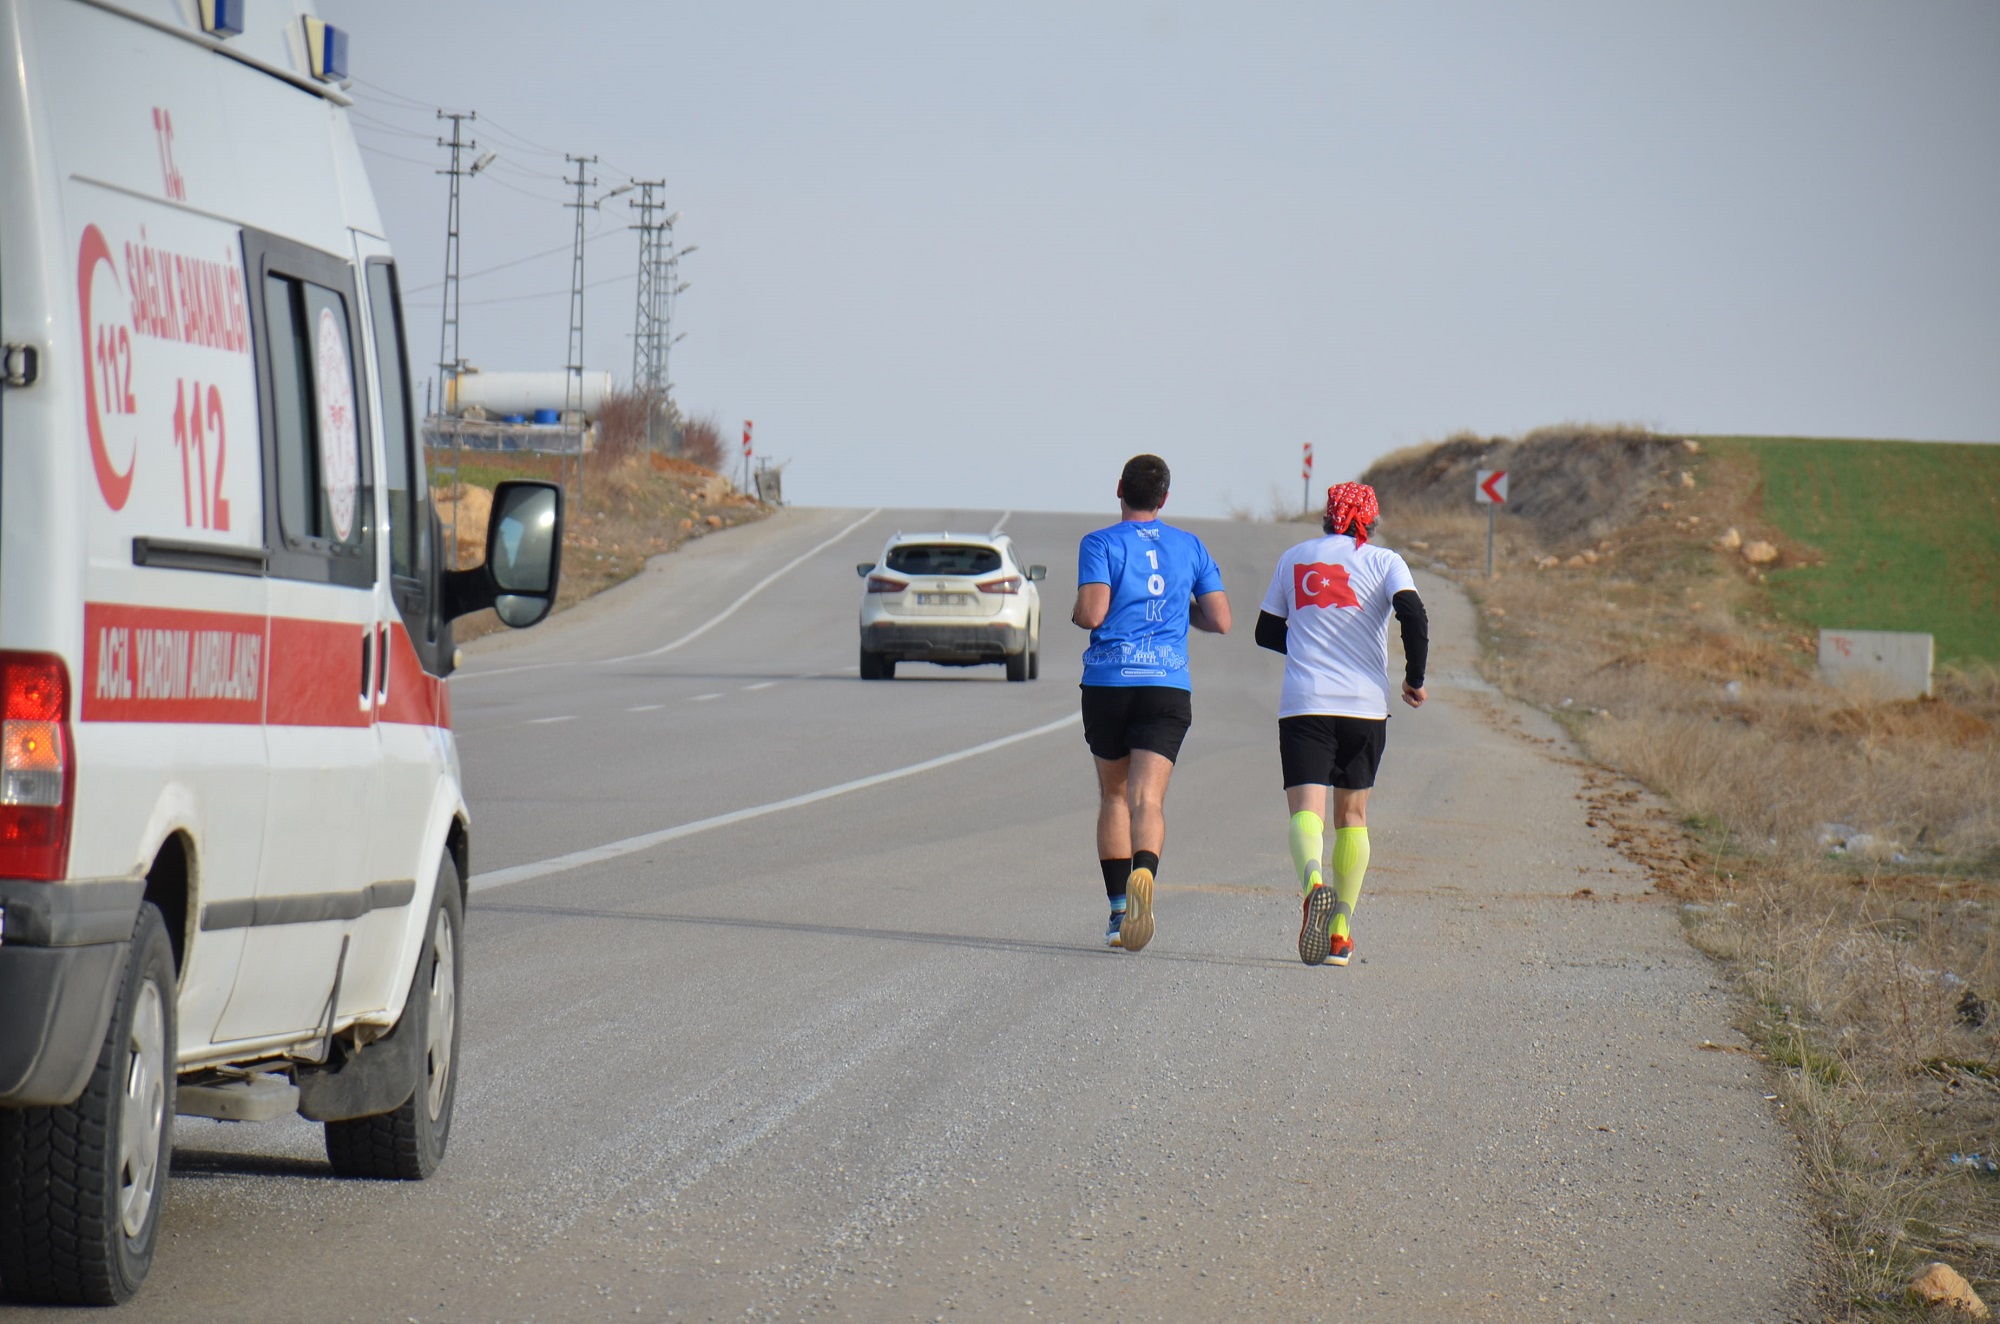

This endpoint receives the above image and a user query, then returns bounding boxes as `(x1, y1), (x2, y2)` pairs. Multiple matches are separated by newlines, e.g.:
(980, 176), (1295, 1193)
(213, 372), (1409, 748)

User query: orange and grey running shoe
(1326, 933), (1354, 967)
(1121, 867), (1156, 952)
(1298, 884), (1334, 965)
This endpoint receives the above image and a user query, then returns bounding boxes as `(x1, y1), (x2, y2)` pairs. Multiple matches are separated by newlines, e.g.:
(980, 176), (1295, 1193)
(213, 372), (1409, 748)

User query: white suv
(856, 534), (1046, 681)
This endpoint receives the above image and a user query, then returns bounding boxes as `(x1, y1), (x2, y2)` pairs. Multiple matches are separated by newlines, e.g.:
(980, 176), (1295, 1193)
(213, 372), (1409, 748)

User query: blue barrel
(503, 413), (526, 424)
(533, 408), (560, 424)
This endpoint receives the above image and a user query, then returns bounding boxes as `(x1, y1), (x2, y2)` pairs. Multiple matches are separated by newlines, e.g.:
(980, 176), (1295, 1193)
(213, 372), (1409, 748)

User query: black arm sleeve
(1392, 590), (1428, 688)
(1254, 610), (1288, 655)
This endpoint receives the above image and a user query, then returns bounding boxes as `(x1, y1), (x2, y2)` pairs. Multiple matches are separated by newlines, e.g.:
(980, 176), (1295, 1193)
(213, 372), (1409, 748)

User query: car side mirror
(440, 480), (565, 628)
(1027, 565), (1047, 582)
(856, 563), (874, 578)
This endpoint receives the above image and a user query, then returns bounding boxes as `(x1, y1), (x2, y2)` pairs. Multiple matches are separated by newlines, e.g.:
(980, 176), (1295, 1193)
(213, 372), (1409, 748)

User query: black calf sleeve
(1132, 850), (1160, 877)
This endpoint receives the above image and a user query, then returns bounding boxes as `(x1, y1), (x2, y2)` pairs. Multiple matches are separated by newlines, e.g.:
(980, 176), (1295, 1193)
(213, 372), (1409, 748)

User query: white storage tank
(449, 370), (612, 419)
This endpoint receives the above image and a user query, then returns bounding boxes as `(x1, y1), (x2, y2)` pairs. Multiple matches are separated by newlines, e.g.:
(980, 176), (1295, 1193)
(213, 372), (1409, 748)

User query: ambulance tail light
(0, 653), (74, 881)
(976, 576), (1022, 595)
(865, 575), (908, 594)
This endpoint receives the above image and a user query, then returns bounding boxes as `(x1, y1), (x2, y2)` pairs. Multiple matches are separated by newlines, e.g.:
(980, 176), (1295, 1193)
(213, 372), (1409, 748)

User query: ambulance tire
(0, 903), (177, 1306)
(860, 646), (894, 681)
(323, 859), (462, 1181)
(1005, 644), (1029, 682)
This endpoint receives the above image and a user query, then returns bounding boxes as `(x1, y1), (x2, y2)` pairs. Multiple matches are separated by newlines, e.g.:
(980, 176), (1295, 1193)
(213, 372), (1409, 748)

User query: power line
(404, 271), (634, 309)
(404, 228), (617, 294)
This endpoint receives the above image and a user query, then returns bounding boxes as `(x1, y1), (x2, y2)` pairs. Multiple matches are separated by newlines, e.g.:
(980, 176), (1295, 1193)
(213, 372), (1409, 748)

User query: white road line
(627, 703), (665, 712)
(689, 692), (723, 702)
(459, 507), (882, 682)
(527, 715), (575, 725)
(469, 711), (1082, 893)
(743, 680), (780, 691)
(990, 509), (1011, 535)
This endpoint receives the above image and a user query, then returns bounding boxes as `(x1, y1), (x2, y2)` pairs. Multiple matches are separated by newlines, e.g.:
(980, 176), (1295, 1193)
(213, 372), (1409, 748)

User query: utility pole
(435, 109), (476, 568)
(628, 181), (668, 449)
(563, 153), (598, 504)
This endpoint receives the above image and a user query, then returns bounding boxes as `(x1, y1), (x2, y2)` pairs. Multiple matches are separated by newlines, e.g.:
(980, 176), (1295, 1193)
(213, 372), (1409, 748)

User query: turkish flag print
(1294, 562), (1359, 609)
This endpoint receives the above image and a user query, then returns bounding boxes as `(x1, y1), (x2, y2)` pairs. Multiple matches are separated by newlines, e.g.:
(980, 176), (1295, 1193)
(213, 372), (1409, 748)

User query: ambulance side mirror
(440, 480), (564, 628)
(1027, 565), (1047, 582)
(856, 563), (873, 578)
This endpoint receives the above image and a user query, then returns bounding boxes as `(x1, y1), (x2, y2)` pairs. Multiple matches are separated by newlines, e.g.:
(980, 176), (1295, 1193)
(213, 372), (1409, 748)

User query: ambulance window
(265, 275), (315, 541)
(366, 261), (419, 582)
(264, 274), (369, 555)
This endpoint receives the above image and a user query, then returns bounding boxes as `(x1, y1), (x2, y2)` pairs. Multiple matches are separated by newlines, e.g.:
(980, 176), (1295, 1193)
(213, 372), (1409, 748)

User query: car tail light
(0, 653), (73, 881)
(976, 576), (1022, 595)
(866, 575), (909, 594)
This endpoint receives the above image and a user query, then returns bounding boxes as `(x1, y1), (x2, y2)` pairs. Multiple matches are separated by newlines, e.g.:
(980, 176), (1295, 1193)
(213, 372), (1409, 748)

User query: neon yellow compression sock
(1330, 826), (1370, 938)
(1288, 810), (1324, 894)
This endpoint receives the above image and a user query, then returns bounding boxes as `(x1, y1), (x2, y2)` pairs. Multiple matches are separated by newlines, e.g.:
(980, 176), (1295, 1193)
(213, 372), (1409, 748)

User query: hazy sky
(320, 1), (2000, 516)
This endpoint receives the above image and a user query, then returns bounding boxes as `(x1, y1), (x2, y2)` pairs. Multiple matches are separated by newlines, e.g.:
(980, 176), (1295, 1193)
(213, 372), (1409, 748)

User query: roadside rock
(1715, 527), (1742, 551)
(1910, 1262), (1989, 1318)
(1741, 539), (1779, 565)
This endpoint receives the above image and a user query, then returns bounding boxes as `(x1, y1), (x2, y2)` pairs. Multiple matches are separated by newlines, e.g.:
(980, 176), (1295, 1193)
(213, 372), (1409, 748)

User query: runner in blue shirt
(1071, 454), (1231, 952)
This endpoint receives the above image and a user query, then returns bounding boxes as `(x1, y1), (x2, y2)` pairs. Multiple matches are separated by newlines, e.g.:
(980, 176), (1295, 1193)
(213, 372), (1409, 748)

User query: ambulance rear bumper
(0, 881), (145, 1107)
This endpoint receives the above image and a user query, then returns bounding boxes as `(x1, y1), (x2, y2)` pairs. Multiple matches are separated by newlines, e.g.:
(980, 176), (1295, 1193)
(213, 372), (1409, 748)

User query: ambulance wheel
(1028, 633), (1041, 681)
(324, 858), (462, 1181)
(1006, 645), (1030, 682)
(0, 903), (177, 1305)
(860, 647), (895, 681)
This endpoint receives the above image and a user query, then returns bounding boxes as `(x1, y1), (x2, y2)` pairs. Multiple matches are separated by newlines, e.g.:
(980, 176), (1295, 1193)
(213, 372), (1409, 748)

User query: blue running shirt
(1077, 520), (1225, 689)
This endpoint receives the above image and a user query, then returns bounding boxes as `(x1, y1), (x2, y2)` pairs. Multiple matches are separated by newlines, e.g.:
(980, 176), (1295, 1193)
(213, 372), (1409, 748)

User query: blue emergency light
(199, 0), (244, 38)
(303, 17), (350, 82)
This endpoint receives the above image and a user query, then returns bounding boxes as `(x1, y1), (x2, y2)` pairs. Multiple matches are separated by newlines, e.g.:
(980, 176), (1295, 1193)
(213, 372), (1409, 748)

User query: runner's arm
(1189, 589), (1231, 635)
(1254, 610), (1287, 654)
(1393, 589), (1428, 688)
(1072, 582), (1110, 629)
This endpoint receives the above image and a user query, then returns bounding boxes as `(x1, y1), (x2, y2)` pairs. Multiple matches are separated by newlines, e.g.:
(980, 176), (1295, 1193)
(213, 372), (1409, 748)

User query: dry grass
(429, 445), (762, 643)
(1372, 433), (2000, 1320)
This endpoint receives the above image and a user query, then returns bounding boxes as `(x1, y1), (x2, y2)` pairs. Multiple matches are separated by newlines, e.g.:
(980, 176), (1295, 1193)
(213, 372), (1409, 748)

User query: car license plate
(917, 592), (972, 606)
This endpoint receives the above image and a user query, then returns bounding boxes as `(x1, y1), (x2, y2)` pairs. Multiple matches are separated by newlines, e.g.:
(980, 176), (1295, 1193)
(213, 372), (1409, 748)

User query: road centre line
(458, 507), (883, 682)
(526, 715), (575, 725)
(469, 711), (1082, 893)
(627, 703), (665, 712)
(690, 693), (723, 702)
(743, 680), (780, 691)
(990, 510), (1011, 535)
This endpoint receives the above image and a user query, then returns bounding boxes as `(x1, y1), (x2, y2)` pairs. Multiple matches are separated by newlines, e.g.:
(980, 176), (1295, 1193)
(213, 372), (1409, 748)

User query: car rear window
(886, 544), (1002, 576)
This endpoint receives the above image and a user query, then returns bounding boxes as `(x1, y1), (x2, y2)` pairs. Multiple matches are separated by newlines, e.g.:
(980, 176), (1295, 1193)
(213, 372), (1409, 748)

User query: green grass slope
(1705, 436), (2000, 663)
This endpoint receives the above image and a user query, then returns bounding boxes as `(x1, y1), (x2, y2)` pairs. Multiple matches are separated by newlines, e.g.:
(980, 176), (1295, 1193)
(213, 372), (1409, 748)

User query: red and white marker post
(742, 419), (753, 494)
(1474, 468), (1508, 577)
(1302, 442), (1314, 516)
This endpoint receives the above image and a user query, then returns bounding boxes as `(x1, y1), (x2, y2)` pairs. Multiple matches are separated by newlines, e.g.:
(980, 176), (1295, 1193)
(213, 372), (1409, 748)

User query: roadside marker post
(742, 419), (753, 494)
(1474, 468), (1508, 577)
(1302, 442), (1314, 516)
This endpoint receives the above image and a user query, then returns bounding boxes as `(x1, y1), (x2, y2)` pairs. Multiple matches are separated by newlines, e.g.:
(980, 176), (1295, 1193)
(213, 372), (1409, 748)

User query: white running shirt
(1259, 534), (1417, 719)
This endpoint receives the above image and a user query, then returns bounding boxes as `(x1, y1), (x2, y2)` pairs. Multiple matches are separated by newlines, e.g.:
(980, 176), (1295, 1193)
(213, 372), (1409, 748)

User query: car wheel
(0, 903), (177, 1306)
(324, 856), (462, 1181)
(1006, 644), (1029, 682)
(860, 647), (886, 680)
(1028, 640), (1040, 681)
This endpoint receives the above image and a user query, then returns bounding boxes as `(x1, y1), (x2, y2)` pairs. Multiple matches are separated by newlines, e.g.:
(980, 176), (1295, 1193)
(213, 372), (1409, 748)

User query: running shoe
(1104, 907), (1126, 947)
(1326, 933), (1354, 967)
(1121, 867), (1156, 952)
(1298, 884), (1335, 966)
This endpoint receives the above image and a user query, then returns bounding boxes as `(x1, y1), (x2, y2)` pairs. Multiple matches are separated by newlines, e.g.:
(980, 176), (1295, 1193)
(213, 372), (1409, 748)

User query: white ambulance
(0, 0), (565, 1304)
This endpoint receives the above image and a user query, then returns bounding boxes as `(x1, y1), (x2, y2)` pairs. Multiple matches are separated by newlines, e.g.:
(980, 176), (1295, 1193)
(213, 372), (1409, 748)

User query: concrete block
(1819, 629), (1933, 700)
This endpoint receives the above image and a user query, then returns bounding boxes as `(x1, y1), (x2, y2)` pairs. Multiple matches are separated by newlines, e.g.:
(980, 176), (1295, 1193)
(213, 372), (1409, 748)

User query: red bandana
(1325, 482), (1379, 545)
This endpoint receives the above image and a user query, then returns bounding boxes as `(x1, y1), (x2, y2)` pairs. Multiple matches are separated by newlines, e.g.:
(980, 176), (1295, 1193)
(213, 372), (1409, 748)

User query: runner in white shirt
(1255, 482), (1429, 966)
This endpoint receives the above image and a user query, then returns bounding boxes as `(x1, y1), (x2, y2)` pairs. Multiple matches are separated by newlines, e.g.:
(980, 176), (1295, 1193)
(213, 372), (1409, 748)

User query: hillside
(1361, 425), (1999, 1321)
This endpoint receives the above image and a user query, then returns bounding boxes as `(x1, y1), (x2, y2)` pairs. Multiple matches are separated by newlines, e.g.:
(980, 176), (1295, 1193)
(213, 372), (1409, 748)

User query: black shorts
(1081, 685), (1193, 763)
(1278, 715), (1388, 791)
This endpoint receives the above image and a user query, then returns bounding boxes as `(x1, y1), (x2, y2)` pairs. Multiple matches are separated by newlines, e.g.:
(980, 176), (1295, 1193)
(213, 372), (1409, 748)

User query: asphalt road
(82, 507), (1816, 1321)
